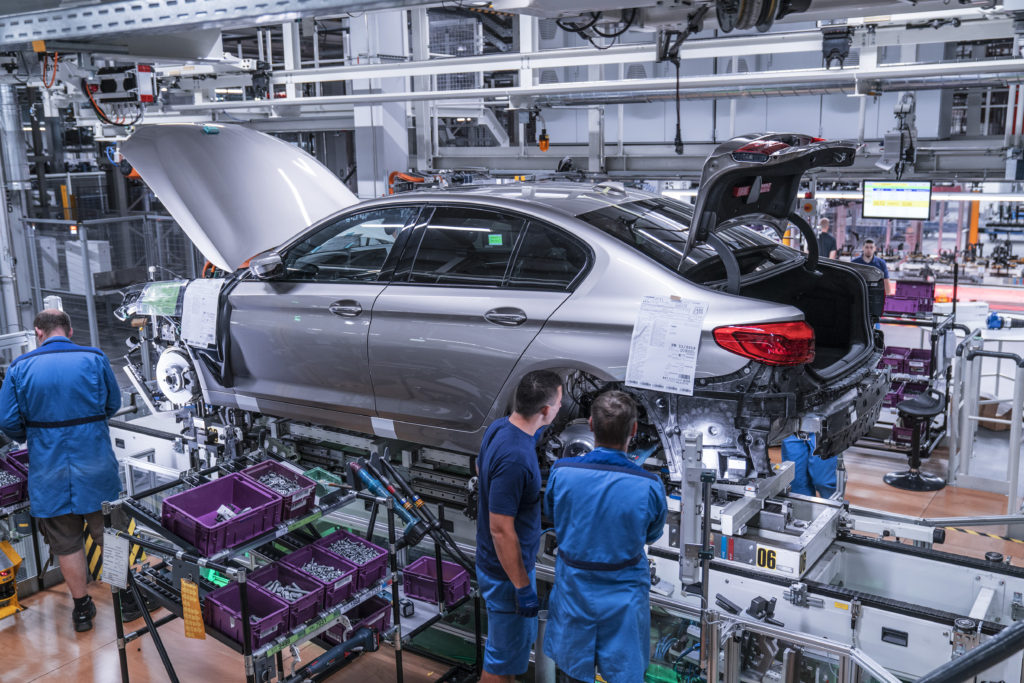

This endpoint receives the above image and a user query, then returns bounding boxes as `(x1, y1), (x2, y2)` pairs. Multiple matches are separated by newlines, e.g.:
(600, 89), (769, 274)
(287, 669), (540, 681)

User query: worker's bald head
(33, 309), (72, 340)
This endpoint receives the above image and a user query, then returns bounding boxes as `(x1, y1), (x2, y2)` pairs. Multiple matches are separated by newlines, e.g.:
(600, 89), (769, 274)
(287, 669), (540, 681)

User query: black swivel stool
(884, 389), (946, 492)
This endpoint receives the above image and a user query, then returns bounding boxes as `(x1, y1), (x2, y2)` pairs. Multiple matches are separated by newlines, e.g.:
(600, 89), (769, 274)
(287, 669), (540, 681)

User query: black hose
(916, 620), (1024, 683)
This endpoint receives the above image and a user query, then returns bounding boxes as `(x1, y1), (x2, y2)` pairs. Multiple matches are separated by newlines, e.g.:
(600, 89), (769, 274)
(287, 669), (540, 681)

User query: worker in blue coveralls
(781, 433), (836, 499)
(0, 310), (123, 633)
(476, 370), (563, 683)
(545, 390), (668, 683)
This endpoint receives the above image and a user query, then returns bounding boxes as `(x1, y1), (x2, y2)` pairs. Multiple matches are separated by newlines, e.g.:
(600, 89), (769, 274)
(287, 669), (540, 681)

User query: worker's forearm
(492, 530), (529, 588)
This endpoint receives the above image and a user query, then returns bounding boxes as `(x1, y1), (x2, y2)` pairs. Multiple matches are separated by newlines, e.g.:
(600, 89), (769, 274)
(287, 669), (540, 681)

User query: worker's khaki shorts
(37, 511), (104, 557)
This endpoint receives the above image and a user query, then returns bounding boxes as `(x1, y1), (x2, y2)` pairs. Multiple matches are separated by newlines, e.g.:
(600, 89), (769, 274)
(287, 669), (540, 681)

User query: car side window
(408, 207), (526, 287)
(281, 207), (418, 282)
(508, 221), (590, 291)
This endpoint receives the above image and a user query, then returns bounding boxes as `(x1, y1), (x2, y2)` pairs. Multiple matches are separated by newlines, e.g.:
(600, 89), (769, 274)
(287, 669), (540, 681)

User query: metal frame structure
(102, 453), (483, 683)
(950, 334), (1024, 513)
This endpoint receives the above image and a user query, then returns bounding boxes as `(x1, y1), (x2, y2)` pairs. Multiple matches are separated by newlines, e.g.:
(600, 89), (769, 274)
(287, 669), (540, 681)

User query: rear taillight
(713, 321), (815, 366)
(731, 140), (790, 162)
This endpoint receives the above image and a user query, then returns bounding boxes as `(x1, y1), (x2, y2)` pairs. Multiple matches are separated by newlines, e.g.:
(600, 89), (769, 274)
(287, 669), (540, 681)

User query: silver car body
(123, 125), (887, 472)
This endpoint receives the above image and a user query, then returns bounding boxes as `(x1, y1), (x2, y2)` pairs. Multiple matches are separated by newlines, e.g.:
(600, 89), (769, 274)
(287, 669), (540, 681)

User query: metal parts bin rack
(858, 312), (966, 457)
(102, 459), (481, 683)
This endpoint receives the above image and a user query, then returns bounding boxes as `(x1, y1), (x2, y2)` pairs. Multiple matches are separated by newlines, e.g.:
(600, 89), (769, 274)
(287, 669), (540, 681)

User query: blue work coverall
(544, 447), (668, 682)
(0, 336), (122, 518)
(781, 433), (836, 499)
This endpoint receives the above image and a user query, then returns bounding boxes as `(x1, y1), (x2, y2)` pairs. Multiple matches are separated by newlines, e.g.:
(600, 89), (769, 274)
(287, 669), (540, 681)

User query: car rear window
(576, 197), (798, 283)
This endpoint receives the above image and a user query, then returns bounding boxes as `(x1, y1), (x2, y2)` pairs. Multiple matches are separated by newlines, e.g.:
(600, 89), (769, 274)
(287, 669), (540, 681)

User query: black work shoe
(120, 593), (143, 622)
(72, 595), (97, 633)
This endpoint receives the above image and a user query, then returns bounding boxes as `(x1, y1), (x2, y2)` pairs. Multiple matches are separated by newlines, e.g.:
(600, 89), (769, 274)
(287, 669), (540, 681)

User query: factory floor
(2, 449), (1023, 681)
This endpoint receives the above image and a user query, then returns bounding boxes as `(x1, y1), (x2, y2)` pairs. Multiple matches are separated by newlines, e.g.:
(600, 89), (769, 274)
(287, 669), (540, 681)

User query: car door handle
(329, 300), (363, 317)
(484, 308), (527, 327)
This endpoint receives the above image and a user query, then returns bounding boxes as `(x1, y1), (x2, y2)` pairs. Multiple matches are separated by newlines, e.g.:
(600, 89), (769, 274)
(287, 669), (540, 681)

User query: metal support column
(282, 20), (301, 100)
(411, 7), (432, 170)
(77, 224), (100, 348)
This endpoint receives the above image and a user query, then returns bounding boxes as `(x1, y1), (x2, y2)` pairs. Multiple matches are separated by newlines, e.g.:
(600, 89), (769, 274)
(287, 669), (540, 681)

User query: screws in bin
(258, 472), (302, 496)
(327, 538), (379, 564)
(0, 470), (22, 486)
(302, 560), (345, 583)
(264, 578), (310, 602)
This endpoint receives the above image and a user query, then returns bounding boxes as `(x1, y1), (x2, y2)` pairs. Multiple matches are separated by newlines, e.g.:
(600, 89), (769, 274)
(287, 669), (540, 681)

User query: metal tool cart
(102, 454), (482, 683)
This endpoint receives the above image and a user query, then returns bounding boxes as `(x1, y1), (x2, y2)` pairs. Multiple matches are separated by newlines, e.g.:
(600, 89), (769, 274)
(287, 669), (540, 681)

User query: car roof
(387, 181), (680, 218)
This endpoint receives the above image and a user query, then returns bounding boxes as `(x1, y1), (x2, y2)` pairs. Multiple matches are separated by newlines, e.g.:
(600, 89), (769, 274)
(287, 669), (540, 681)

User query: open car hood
(122, 123), (358, 271)
(686, 134), (856, 256)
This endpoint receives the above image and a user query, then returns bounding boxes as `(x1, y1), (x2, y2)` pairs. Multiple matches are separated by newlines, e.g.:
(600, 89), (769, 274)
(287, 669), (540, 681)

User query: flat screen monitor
(862, 180), (932, 220)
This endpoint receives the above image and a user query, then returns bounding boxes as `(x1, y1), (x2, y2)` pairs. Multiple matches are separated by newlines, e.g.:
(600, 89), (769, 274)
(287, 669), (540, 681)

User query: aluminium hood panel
(122, 123), (358, 271)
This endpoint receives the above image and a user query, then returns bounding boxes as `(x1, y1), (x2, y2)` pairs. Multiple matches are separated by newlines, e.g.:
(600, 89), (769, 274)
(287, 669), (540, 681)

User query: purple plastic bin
(882, 381), (905, 409)
(241, 461), (317, 521)
(315, 529), (387, 590)
(8, 449), (28, 468)
(906, 348), (932, 376)
(0, 458), (26, 507)
(281, 545), (358, 607)
(895, 280), (935, 301)
(879, 346), (911, 374)
(203, 581), (289, 650)
(324, 596), (392, 645)
(403, 556), (470, 605)
(251, 562), (325, 631)
(903, 381), (928, 397)
(161, 473), (281, 556)
(884, 296), (923, 315)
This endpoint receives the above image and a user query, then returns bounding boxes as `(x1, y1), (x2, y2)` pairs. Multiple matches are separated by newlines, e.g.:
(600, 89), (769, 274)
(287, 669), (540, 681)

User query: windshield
(576, 197), (799, 283)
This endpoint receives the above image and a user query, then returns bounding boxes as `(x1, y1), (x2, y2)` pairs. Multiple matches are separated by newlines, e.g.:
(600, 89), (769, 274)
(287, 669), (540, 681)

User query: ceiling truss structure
(0, 1), (1021, 182)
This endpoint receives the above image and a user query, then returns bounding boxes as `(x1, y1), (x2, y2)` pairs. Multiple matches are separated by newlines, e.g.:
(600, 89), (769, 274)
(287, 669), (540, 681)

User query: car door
(228, 205), (420, 415)
(368, 205), (590, 430)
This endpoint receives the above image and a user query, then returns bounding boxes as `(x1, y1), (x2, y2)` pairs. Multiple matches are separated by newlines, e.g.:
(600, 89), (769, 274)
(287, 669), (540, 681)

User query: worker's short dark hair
(514, 370), (563, 417)
(590, 390), (637, 447)
(864, 238), (875, 245)
(33, 310), (71, 336)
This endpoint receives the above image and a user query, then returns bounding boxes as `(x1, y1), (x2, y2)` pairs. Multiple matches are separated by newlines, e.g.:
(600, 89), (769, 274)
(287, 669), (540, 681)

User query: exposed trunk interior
(740, 262), (872, 380)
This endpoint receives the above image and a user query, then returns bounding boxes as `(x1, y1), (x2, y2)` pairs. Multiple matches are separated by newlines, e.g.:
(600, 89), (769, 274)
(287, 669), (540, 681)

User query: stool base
(883, 469), (946, 492)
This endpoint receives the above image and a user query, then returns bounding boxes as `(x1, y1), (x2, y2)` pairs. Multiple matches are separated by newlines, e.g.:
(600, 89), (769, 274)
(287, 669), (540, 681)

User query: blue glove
(514, 584), (539, 617)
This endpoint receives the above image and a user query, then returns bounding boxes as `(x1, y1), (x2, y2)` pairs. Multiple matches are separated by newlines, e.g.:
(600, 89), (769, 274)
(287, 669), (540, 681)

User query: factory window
(282, 206), (418, 282)
(407, 207), (526, 287)
(507, 221), (590, 291)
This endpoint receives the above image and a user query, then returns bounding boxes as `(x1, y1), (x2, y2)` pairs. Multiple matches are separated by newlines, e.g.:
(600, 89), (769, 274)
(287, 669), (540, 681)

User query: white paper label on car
(236, 394), (260, 412)
(625, 296), (708, 397)
(371, 417), (398, 439)
(181, 278), (226, 348)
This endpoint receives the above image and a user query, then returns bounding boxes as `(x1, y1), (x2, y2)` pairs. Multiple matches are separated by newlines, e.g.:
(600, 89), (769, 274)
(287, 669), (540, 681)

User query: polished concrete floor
(2, 448), (1023, 681)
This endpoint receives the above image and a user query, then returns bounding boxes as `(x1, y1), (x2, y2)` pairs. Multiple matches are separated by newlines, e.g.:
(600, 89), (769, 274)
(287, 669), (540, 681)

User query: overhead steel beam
(0, 0), (429, 48)
(432, 139), (1008, 180)
(173, 58), (1024, 111)
(269, 17), (1013, 87)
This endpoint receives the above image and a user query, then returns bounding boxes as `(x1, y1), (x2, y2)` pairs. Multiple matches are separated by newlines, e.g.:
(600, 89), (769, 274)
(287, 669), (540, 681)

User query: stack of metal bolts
(0, 470), (22, 486)
(327, 537), (379, 565)
(301, 559), (345, 583)
(258, 472), (301, 496)
(263, 578), (309, 602)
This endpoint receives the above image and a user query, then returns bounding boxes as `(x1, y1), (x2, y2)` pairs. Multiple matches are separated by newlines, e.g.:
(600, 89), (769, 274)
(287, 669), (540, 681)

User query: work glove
(514, 584), (539, 618)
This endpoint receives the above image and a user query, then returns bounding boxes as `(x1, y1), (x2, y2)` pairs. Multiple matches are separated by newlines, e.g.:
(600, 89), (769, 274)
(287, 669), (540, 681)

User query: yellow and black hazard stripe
(945, 526), (1024, 546)
(84, 518), (147, 581)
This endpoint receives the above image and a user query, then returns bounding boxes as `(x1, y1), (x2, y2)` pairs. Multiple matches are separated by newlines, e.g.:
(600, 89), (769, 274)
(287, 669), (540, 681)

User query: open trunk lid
(122, 123), (358, 271)
(685, 133), (856, 258)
